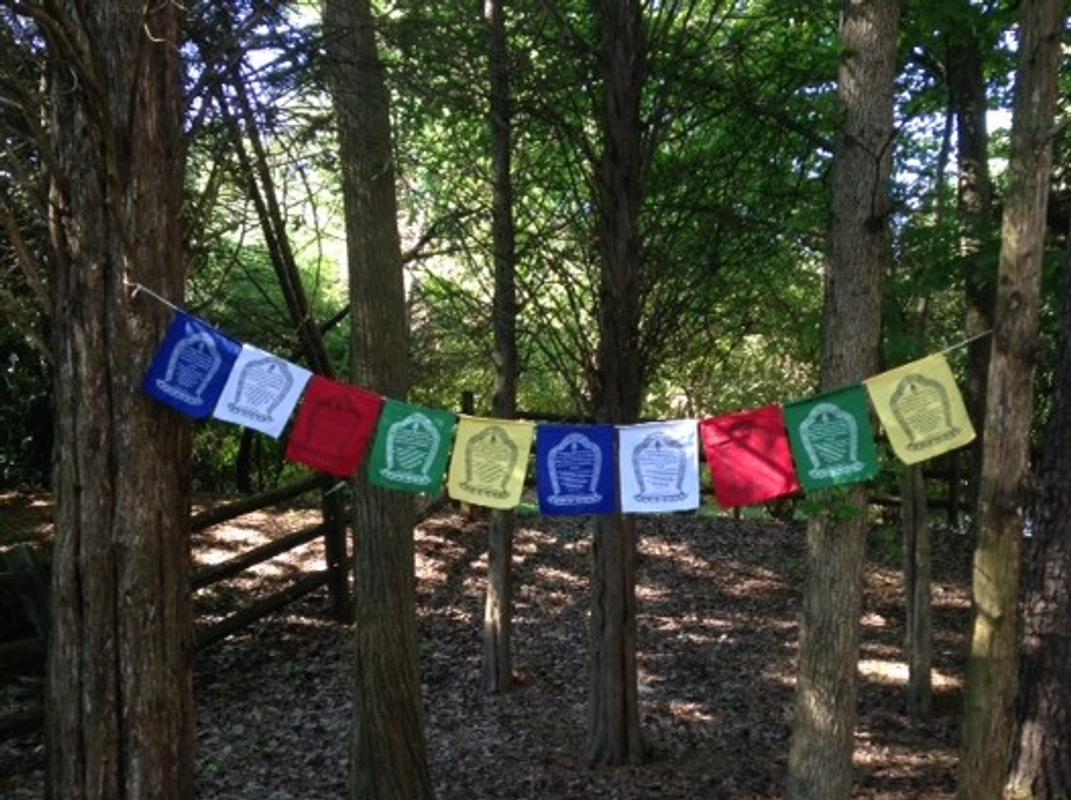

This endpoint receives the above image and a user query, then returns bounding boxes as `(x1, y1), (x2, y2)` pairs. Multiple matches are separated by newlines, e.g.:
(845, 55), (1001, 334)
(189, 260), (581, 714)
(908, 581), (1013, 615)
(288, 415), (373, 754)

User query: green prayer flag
(367, 400), (457, 495)
(784, 385), (879, 492)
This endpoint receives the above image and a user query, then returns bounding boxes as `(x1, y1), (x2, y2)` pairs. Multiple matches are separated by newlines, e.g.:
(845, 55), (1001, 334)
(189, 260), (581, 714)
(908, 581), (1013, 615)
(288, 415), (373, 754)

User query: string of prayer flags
(447, 417), (535, 509)
(618, 421), (701, 514)
(136, 286), (989, 511)
(536, 424), (616, 516)
(213, 345), (313, 439)
(368, 400), (457, 495)
(784, 386), (879, 492)
(701, 406), (800, 509)
(864, 353), (975, 465)
(284, 377), (384, 477)
(143, 312), (241, 419)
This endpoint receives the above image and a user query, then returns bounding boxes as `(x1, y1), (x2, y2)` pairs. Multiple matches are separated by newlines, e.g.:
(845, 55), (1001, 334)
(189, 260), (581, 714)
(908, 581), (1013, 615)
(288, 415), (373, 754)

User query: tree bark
(482, 0), (518, 695)
(43, 2), (194, 798)
(587, 0), (646, 767)
(1005, 222), (1071, 800)
(947, 0), (997, 505)
(786, 1), (899, 797)
(902, 464), (933, 718)
(323, 1), (434, 798)
(958, 3), (1064, 798)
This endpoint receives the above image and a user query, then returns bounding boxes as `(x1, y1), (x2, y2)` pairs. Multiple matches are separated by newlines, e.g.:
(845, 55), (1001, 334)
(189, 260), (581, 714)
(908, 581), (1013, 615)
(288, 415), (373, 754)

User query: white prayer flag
(617, 420), (701, 514)
(212, 345), (312, 439)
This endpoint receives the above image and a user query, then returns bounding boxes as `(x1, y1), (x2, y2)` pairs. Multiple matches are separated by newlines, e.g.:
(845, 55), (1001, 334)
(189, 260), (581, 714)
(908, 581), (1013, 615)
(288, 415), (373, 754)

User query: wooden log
(0, 704), (44, 736)
(195, 569), (330, 649)
(0, 570), (34, 588)
(0, 635), (45, 668)
(0, 545), (49, 640)
(191, 474), (332, 531)
(322, 490), (352, 623)
(191, 524), (325, 590)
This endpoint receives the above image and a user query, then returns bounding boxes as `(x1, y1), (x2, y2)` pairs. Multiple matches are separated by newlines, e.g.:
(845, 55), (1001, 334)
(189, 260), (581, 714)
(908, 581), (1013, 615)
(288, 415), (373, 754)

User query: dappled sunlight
(722, 571), (790, 599)
(643, 612), (735, 635)
(642, 534), (711, 572)
(195, 525), (273, 565)
(861, 640), (905, 660)
(854, 739), (957, 769)
(533, 564), (585, 589)
(666, 699), (718, 724)
(761, 665), (799, 689)
(861, 611), (891, 629)
(858, 658), (961, 690)
(415, 531), (473, 588)
(1, 492), (970, 798)
(932, 584), (971, 609)
(636, 583), (672, 602)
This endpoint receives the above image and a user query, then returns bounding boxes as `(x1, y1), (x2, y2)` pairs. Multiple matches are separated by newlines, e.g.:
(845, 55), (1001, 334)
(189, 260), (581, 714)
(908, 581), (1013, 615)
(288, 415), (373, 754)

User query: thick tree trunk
(948, 7), (997, 483)
(482, 0), (518, 695)
(587, 0), (646, 767)
(958, 3), (1063, 798)
(785, 1), (899, 797)
(902, 464), (933, 718)
(322, 2), (434, 798)
(44, 3), (194, 798)
(1005, 226), (1071, 800)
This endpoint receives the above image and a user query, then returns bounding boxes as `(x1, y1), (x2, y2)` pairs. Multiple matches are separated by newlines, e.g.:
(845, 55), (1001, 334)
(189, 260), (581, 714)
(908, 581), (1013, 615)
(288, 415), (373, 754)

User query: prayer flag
(617, 421), (701, 514)
(536, 424), (616, 516)
(700, 406), (800, 509)
(212, 345), (313, 439)
(367, 400), (457, 494)
(447, 417), (534, 509)
(864, 353), (975, 465)
(784, 386), (879, 492)
(285, 377), (384, 477)
(142, 312), (241, 419)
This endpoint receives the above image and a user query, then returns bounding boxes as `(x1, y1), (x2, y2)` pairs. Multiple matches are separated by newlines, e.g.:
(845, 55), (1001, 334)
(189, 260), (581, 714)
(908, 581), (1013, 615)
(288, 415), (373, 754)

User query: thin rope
(125, 280), (183, 314)
(125, 278), (996, 405)
(324, 480), (349, 497)
(937, 329), (992, 356)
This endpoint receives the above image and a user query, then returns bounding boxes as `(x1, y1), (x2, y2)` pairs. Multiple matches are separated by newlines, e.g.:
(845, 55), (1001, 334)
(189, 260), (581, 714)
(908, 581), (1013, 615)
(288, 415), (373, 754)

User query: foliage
(0, 0), (1062, 495)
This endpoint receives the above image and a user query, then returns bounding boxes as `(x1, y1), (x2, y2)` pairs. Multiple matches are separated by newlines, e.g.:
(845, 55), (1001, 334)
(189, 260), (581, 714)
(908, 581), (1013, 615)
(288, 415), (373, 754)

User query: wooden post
(323, 486), (353, 623)
(947, 452), (960, 529)
(459, 391), (476, 517)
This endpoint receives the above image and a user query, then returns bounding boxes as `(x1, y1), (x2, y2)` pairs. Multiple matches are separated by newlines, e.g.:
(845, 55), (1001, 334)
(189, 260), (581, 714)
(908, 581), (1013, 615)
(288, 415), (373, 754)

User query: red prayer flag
(285, 376), (384, 477)
(700, 405), (801, 509)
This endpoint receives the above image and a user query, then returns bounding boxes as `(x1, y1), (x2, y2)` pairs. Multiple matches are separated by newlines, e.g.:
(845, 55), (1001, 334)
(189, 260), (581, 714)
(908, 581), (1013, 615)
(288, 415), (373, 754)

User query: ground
(0, 495), (971, 798)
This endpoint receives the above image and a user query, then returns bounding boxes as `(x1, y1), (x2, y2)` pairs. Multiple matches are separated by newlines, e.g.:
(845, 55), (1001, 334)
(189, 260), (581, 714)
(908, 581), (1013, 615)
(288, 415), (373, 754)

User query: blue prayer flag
(536, 424), (616, 516)
(142, 312), (241, 420)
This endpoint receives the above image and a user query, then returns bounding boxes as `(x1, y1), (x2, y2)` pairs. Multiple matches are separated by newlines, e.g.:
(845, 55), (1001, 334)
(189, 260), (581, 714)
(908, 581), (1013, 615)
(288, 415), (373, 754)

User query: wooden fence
(1, 473), (452, 736)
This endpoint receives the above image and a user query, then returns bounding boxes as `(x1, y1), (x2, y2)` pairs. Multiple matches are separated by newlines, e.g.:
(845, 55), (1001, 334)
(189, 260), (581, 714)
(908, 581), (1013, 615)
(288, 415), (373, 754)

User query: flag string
(938, 329), (992, 355)
(126, 278), (993, 376)
(125, 279), (183, 314)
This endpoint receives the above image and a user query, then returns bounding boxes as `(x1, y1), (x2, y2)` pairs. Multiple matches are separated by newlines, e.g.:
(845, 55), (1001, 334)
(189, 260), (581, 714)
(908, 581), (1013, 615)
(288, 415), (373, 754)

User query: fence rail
(0, 475), (353, 736)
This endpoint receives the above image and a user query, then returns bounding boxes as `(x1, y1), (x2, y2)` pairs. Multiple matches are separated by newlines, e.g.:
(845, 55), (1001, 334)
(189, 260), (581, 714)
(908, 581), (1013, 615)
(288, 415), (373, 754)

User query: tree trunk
(322, 1), (434, 798)
(587, 0), (646, 767)
(482, 0), (518, 695)
(902, 464), (933, 718)
(44, 2), (194, 798)
(947, 0), (998, 507)
(786, 1), (899, 797)
(958, 3), (1063, 798)
(900, 103), (948, 719)
(1005, 222), (1071, 800)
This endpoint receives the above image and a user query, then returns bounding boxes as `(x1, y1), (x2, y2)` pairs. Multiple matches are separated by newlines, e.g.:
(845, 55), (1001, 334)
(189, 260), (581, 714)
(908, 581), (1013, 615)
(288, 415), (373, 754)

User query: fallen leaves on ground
(1, 504), (971, 799)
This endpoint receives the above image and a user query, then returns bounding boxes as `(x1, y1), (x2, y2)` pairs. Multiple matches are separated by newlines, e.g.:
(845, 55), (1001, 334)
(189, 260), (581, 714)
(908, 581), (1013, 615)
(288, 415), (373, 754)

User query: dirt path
(1, 507), (971, 798)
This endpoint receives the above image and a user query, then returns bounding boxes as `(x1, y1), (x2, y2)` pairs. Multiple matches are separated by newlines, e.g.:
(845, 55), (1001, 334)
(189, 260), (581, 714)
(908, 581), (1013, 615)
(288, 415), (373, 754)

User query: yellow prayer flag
(864, 353), (975, 465)
(447, 416), (535, 509)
